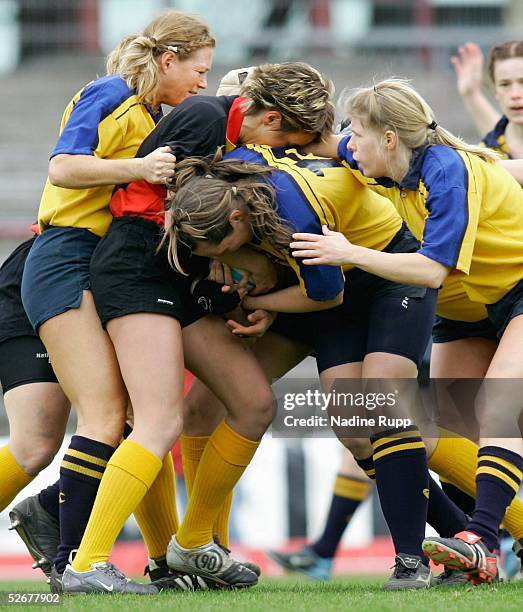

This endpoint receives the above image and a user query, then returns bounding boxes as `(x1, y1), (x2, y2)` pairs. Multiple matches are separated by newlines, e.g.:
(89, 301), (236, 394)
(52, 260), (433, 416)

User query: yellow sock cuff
(180, 434), (210, 461)
(210, 421), (259, 467)
(334, 475), (372, 501)
(110, 440), (162, 487)
(0, 446), (34, 510)
(0, 446), (33, 481)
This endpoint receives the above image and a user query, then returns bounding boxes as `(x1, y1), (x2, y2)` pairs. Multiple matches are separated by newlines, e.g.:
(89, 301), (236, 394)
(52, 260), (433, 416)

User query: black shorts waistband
(110, 215), (163, 234)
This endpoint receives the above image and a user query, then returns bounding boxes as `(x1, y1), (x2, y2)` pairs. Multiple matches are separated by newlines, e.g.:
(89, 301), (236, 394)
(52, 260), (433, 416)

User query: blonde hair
(106, 10), (215, 104)
(162, 150), (293, 275)
(241, 63), (335, 140)
(346, 78), (499, 163)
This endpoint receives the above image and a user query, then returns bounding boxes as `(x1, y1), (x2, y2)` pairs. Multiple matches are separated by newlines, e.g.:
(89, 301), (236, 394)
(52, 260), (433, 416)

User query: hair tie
(204, 174), (214, 179)
(428, 120), (438, 130)
(166, 45), (178, 54)
(231, 186), (238, 196)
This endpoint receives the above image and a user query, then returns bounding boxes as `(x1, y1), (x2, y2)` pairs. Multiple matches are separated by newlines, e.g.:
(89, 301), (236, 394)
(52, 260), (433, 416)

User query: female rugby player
(290, 79), (523, 584)
(61, 64), (336, 593)
(161, 146), (475, 589)
(19, 10), (214, 594)
(452, 40), (523, 158)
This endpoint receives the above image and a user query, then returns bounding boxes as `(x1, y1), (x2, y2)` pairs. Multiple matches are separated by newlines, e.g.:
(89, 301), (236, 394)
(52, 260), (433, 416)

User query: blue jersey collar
(374, 145), (428, 190)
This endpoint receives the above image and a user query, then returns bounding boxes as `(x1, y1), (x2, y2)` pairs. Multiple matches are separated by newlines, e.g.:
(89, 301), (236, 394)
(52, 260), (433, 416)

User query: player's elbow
(426, 277), (443, 289)
(48, 155), (69, 187)
(417, 255), (449, 289)
(426, 263), (449, 289)
(318, 289), (344, 309)
(333, 289), (344, 305)
(48, 154), (83, 188)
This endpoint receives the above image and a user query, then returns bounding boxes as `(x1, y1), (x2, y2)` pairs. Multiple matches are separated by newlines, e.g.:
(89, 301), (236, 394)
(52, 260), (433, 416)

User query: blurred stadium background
(1, 0), (522, 580)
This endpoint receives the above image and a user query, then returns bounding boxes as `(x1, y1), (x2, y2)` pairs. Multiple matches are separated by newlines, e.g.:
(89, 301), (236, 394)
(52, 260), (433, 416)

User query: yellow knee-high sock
(133, 452), (179, 559)
(428, 431), (479, 494)
(176, 421), (259, 548)
(181, 434), (233, 547)
(72, 440), (162, 572)
(180, 434), (209, 496)
(212, 491), (233, 547)
(428, 432), (523, 540)
(0, 446), (34, 511)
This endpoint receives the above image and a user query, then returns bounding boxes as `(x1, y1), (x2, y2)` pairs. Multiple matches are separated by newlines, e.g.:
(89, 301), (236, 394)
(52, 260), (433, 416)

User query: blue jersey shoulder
(421, 145), (468, 193)
(79, 75), (135, 116)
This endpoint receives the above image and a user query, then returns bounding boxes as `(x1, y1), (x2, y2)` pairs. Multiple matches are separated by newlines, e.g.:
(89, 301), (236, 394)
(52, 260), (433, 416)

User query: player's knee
(11, 438), (60, 475)
(161, 410), (184, 445)
(184, 394), (208, 427)
(242, 387), (274, 434)
(339, 437), (373, 459)
(76, 410), (126, 447)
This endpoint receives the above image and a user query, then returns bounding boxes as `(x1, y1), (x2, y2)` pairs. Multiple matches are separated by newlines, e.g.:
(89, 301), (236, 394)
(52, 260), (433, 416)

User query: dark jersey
(138, 95), (236, 158)
(109, 95), (239, 223)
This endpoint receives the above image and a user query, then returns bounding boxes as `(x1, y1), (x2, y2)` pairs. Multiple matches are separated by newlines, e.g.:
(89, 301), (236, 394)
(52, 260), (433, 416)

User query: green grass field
(1, 577), (522, 611)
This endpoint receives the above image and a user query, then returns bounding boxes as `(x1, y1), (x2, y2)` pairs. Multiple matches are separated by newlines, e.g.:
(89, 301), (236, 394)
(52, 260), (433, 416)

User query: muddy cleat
(62, 562), (159, 594)
(267, 545), (332, 580)
(431, 567), (468, 587)
(144, 556), (210, 591)
(9, 495), (59, 578)
(423, 531), (498, 584)
(166, 535), (258, 588)
(383, 554), (431, 590)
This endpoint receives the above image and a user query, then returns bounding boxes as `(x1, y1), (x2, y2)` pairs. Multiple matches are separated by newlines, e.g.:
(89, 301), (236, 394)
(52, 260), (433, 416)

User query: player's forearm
(351, 247), (449, 289)
(49, 154), (143, 189)
(305, 134), (343, 159)
(243, 285), (343, 313)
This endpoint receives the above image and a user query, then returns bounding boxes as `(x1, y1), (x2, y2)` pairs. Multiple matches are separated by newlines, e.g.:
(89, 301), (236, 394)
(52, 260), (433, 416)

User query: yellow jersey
(226, 145), (403, 301)
(38, 75), (160, 237)
(338, 136), (523, 313)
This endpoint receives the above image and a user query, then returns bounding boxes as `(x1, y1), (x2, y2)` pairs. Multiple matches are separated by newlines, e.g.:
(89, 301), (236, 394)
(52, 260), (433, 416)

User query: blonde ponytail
(106, 10), (215, 104)
(346, 78), (499, 163)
